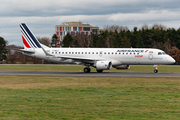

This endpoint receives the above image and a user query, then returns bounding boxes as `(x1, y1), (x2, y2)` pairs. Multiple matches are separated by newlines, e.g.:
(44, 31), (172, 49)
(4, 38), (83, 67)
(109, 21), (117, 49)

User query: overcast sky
(1, 0), (180, 46)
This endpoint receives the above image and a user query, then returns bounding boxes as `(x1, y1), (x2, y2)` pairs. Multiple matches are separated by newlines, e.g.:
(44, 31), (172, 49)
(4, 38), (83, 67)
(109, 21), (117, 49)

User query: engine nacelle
(113, 65), (130, 69)
(96, 61), (112, 70)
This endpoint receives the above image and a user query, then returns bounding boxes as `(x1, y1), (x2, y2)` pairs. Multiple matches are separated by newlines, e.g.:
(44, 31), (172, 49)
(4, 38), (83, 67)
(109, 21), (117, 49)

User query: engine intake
(96, 61), (112, 70)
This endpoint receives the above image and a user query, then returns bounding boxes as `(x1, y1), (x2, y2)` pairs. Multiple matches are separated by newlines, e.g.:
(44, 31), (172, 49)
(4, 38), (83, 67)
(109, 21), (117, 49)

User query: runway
(0, 71), (179, 78)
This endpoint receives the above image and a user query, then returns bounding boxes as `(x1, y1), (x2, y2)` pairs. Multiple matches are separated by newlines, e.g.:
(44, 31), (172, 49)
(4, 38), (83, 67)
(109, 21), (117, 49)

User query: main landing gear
(154, 65), (158, 73)
(84, 68), (103, 73)
(84, 67), (91, 73)
(83, 67), (104, 73)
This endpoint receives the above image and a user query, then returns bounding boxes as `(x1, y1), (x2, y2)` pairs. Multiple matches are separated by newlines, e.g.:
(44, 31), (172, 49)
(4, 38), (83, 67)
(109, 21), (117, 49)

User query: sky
(0, 0), (180, 46)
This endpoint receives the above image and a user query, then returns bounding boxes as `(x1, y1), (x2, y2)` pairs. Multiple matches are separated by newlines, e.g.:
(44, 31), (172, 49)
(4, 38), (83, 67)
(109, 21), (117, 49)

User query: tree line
(63, 24), (180, 64)
(1, 24), (180, 64)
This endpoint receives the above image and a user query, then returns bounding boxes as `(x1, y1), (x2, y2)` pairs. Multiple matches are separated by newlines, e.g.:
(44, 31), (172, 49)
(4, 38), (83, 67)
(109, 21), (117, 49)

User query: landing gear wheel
(97, 70), (103, 73)
(84, 68), (91, 73)
(154, 69), (158, 73)
(154, 65), (159, 73)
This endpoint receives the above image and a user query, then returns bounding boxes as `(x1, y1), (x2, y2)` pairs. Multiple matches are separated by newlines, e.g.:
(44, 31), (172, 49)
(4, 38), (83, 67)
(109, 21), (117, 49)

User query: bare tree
(141, 24), (149, 30)
(152, 24), (167, 30)
(105, 34), (113, 48)
(103, 25), (129, 32)
(152, 41), (164, 50)
(37, 37), (51, 47)
(169, 46), (180, 64)
(163, 39), (171, 54)
(73, 34), (93, 47)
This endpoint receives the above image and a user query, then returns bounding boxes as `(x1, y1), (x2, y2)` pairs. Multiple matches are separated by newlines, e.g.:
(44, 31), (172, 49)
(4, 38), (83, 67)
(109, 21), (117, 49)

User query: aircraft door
(99, 51), (103, 57)
(149, 51), (153, 60)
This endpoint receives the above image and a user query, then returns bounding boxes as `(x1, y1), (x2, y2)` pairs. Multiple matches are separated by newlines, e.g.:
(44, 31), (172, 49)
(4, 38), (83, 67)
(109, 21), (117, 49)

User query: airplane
(17, 23), (175, 73)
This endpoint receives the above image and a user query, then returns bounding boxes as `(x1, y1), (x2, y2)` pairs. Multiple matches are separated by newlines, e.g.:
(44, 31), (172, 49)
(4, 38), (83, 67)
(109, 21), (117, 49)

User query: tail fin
(20, 23), (41, 49)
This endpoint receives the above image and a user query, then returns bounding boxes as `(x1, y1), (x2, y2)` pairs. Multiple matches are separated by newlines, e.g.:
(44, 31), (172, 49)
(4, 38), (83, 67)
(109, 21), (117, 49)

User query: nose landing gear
(154, 65), (158, 73)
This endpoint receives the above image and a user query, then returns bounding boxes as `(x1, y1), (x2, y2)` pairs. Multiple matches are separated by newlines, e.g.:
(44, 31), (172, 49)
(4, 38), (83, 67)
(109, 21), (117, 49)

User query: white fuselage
(24, 48), (175, 66)
(19, 23), (176, 73)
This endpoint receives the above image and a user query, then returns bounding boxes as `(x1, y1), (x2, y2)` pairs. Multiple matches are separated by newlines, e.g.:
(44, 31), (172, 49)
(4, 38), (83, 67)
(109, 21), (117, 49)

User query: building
(55, 22), (99, 46)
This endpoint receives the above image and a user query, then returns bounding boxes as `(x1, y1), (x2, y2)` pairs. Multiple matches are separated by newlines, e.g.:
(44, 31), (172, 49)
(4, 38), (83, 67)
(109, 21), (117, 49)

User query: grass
(0, 64), (179, 73)
(0, 65), (179, 119)
(0, 76), (180, 119)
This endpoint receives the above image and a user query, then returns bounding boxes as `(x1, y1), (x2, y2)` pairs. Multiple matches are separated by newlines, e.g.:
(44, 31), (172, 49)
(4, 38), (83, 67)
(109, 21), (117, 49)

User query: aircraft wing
(56, 55), (108, 62)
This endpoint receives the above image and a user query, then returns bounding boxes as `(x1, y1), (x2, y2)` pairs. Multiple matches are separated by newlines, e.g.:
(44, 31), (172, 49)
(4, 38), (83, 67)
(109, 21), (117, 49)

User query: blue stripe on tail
(21, 23), (41, 48)
(20, 25), (36, 48)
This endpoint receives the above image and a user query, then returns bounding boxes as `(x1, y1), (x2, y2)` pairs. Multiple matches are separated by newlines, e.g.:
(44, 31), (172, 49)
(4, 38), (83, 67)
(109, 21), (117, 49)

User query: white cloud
(0, 0), (180, 46)
(1, 0), (178, 17)
(108, 10), (180, 22)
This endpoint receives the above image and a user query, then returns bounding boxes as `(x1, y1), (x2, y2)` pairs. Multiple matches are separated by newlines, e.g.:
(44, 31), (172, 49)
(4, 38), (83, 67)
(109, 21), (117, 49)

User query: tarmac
(0, 71), (179, 78)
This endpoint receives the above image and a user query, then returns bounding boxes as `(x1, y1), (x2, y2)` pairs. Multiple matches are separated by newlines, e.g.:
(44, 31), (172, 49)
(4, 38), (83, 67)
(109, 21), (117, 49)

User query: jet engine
(113, 65), (130, 69)
(96, 61), (112, 70)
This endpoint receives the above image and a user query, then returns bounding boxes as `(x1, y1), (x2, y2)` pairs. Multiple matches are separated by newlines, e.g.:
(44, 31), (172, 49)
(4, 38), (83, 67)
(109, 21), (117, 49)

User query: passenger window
(126, 53), (128, 55)
(96, 52), (98, 54)
(92, 52), (94, 54)
(119, 53), (121, 54)
(89, 52), (90, 54)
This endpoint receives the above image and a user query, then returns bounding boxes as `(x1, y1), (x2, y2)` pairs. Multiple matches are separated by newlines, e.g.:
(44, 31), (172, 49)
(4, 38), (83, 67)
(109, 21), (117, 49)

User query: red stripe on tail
(22, 35), (31, 48)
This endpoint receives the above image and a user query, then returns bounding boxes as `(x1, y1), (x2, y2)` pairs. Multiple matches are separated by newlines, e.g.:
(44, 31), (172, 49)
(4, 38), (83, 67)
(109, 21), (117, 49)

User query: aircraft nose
(169, 57), (176, 64)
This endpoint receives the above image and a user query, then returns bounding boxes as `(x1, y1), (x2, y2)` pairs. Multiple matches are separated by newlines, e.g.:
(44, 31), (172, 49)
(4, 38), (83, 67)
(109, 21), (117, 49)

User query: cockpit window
(162, 52), (167, 55)
(158, 52), (167, 55)
(158, 52), (162, 55)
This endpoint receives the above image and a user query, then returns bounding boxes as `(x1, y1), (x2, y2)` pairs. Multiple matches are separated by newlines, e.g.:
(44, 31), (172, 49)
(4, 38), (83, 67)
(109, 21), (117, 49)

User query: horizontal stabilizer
(6, 47), (35, 54)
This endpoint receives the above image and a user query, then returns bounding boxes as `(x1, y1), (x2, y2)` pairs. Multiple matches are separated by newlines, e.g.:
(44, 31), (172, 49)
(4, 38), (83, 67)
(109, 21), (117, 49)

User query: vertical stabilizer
(20, 23), (41, 49)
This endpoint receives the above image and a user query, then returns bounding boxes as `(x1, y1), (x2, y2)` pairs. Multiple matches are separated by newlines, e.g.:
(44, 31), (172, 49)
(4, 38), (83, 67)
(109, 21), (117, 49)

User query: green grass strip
(0, 76), (180, 119)
(0, 65), (179, 73)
